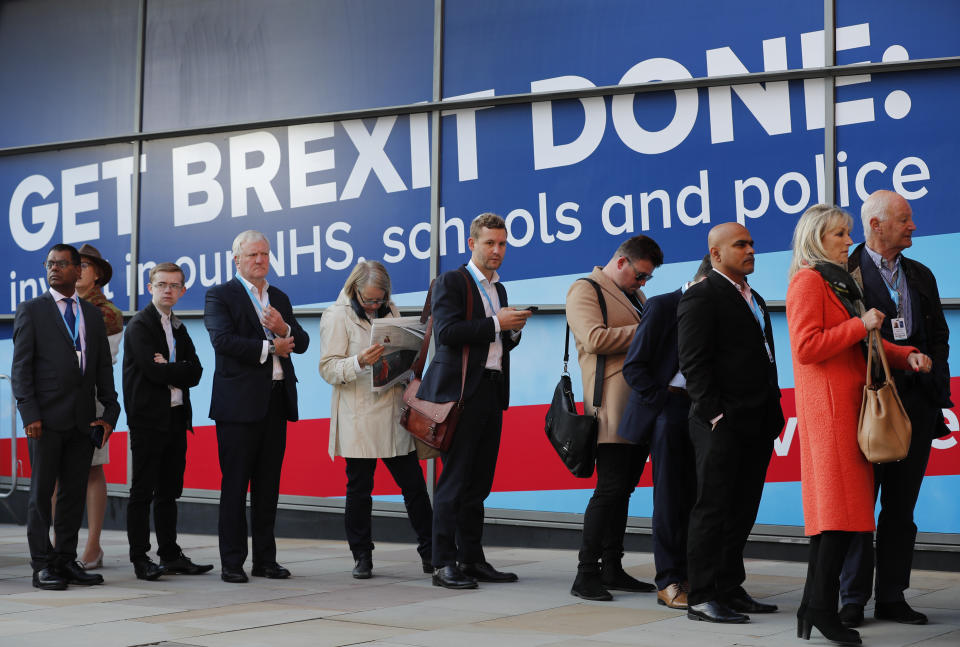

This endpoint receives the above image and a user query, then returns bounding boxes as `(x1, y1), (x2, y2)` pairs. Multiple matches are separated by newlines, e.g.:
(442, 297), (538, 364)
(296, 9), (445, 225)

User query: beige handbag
(857, 329), (912, 463)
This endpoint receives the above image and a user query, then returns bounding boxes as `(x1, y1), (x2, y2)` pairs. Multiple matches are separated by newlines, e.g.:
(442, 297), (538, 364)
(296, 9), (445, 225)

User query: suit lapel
(234, 277), (266, 339)
(44, 291), (82, 353)
(858, 246), (898, 315)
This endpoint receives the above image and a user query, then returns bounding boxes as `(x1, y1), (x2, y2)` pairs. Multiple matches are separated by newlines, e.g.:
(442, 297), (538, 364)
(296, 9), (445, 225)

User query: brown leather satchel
(399, 269), (473, 453)
(857, 328), (912, 463)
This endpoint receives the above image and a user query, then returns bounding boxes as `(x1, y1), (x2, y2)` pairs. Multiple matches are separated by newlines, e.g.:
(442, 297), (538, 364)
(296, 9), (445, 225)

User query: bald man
(838, 191), (951, 627)
(677, 223), (785, 623)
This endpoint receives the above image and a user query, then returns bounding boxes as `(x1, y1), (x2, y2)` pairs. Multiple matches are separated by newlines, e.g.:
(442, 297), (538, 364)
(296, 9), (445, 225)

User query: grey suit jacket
(11, 291), (120, 431)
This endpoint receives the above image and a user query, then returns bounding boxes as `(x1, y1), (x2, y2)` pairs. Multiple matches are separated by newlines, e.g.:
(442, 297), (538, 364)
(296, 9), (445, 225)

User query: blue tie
(63, 298), (81, 351)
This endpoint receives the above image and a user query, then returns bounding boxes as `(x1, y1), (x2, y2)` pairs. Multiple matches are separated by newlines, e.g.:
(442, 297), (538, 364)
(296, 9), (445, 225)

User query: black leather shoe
(875, 600), (928, 625)
(601, 566), (656, 593)
(723, 592), (778, 613)
(688, 601), (750, 623)
(59, 561), (104, 586)
(352, 552), (372, 579)
(459, 561), (518, 583)
(32, 568), (67, 590)
(221, 566), (249, 583)
(570, 571), (613, 601)
(432, 565), (478, 589)
(162, 552), (214, 575)
(133, 558), (166, 581)
(251, 562), (291, 579)
(839, 603), (864, 628)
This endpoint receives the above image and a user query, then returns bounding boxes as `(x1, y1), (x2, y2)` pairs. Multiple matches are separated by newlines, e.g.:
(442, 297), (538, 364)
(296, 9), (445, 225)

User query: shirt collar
(468, 259), (499, 285)
(864, 243), (900, 272)
(237, 273), (270, 297)
(49, 286), (78, 304)
(712, 267), (750, 293)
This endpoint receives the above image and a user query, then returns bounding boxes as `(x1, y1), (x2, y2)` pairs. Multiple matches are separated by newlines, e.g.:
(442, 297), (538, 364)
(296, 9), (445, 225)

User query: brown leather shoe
(657, 583), (689, 609)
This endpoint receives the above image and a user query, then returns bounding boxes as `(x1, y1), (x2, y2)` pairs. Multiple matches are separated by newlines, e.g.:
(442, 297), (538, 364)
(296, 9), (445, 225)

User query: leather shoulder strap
(565, 278), (607, 408)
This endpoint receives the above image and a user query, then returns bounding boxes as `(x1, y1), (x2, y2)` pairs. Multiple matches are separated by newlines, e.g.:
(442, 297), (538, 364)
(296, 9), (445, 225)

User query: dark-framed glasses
(153, 281), (184, 291)
(44, 260), (76, 270)
(623, 257), (653, 282)
(358, 294), (388, 306)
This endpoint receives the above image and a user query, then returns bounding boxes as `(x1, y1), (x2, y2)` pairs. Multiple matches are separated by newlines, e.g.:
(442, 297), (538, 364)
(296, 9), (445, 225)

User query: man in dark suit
(418, 213), (531, 589)
(124, 262), (210, 581)
(204, 230), (309, 583)
(11, 243), (120, 590)
(838, 190), (951, 627)
(677, 223), (785, 623)
(619, 254), (712, 611)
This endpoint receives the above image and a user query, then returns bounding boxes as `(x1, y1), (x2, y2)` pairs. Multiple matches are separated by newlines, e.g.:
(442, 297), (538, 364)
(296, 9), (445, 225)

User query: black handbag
(544, 278), (606, 478)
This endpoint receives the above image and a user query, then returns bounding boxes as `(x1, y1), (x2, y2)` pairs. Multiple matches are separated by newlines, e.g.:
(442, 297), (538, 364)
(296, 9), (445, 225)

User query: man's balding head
(708, 222), (755, 282)
(861, 190), (915, 259)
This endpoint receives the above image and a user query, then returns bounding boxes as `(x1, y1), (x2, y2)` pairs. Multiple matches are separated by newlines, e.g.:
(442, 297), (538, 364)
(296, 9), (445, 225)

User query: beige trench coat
(566, 267), (645, 444)
(318, 290), (415, 459)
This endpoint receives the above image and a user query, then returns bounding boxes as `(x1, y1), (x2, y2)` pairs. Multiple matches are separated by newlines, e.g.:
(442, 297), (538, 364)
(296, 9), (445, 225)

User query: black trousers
(650, 392), (696, 589)
(26, 426), (94, 571)
(344, 451), (433, 558)
(577, 442), (648, 569)
(840, 391), (936, 605)
(216, 384), (287, 569)
(432, 376), (503, 568)
(126, 407), (188, 562)
(803, 531), (855, 614)
(686, 417), (773, 606)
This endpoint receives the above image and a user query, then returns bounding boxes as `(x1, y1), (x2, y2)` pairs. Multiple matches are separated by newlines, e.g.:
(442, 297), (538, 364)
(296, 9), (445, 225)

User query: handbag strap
(865, 328), (894, 386)
(565, 278), (607, 409)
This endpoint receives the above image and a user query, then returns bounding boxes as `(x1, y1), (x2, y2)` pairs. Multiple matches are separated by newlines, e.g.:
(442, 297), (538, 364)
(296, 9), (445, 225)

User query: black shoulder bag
(544, 278), (606, 478)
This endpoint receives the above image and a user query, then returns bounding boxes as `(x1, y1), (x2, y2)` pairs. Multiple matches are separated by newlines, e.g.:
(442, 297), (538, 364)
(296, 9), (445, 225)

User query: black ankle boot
(798, 608), (861, 645)
(352, 551), (373, 579)
(571, 565), (612, 601)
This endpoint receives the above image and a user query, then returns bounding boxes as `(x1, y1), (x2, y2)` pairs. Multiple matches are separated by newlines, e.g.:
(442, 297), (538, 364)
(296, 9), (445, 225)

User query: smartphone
(518, 306), (539, 313)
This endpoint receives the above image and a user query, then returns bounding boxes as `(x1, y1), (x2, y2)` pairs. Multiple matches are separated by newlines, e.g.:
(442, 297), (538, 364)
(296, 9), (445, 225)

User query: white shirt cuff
(492, 316), (501, 334)
(353, 355), (363, 372)
(260, 340), (269, 364)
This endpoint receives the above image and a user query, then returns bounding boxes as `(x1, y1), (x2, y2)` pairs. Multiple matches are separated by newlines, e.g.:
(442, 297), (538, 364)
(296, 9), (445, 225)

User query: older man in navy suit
(619, 255), (711, 611)
(204, 230), (309, 583)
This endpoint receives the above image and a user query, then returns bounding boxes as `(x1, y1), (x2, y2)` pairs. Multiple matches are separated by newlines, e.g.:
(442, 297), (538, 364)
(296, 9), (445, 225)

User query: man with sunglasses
(124, 262), (210, 581)
(566, 235), (663, 601)
(12, 243), (120, 590)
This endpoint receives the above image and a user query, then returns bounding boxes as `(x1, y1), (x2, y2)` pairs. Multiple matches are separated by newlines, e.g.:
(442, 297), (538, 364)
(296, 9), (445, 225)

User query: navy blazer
(677, 271), (784, 439)
(416, 266), (519, 409)
(11, 291), (120, 431)
(204, 277), (309, 423)
(618, 288), (683, 444)
(123, 302), (203, 432)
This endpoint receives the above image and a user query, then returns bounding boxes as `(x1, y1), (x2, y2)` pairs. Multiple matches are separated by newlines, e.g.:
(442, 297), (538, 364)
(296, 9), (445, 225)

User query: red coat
(786, 268), (916, 535)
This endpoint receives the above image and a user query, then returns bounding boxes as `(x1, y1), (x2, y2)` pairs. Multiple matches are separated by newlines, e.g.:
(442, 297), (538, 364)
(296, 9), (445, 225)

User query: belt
(482, 369), (503, 381)
(272, 379), (286, 389)
(667, 385), (689, 397)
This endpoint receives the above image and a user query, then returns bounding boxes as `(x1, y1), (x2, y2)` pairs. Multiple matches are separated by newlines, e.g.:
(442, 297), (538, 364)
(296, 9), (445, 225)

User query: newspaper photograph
(369, 316), (428, 392)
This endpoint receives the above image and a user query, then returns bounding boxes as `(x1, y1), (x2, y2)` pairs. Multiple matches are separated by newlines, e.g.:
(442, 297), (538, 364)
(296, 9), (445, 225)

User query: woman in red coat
(786, 204), (932, 645)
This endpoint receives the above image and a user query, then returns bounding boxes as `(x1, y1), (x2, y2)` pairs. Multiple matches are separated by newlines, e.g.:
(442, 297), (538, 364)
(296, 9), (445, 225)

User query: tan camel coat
(566, 267), (645, 445)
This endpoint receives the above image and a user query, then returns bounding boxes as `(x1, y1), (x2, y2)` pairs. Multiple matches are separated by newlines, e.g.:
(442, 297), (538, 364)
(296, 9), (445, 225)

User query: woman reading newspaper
(318, 261), (433, 579)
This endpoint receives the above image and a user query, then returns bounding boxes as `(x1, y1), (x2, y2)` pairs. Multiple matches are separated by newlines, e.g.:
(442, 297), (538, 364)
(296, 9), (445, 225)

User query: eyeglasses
(44, 260), (77, 270)
(623, 258), (653, 282)
(80, 262), (92, 269)
(358, 294), (387, 306)
(152, 282), (184, 291)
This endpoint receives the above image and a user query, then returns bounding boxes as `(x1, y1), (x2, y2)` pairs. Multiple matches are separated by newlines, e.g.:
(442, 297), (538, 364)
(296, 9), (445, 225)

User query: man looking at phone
(12, 243), (120, 590)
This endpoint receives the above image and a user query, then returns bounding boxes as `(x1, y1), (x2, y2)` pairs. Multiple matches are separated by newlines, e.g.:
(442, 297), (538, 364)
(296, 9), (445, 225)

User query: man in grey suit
(12, 243), (121, 590)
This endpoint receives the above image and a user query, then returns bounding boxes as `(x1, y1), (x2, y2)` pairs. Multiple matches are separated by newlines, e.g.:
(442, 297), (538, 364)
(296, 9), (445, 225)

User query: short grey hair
(860, 191), (890, 239)
(788, 204), (854, 279)
(232, 230), (269, 258)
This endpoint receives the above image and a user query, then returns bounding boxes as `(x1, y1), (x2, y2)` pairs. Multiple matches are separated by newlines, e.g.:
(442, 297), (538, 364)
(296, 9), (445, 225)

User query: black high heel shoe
(798, 609), (862, 645)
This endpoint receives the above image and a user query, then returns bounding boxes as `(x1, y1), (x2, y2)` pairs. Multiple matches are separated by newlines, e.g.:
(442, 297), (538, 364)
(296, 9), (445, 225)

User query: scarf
(810, 261), (865, 318)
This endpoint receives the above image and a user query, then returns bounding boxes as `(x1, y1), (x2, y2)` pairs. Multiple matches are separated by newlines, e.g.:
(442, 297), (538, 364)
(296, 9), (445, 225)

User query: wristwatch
(268, 341), (276, 355)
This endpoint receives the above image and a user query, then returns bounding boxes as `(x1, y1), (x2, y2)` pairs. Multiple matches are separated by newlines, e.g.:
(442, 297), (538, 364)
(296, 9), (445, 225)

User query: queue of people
(9, 196), (948, 645)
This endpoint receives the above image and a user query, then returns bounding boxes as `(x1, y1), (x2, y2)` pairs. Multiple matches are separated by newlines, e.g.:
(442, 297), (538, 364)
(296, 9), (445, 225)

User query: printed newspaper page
(369, 316), (427, 392)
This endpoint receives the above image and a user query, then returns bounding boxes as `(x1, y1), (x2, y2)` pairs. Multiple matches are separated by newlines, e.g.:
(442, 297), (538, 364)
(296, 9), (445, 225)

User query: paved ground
(0, 524), (958, 646)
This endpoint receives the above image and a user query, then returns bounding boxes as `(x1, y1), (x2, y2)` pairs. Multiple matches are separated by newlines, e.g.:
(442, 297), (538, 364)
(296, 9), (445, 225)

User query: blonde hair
(788, 204), (854, 279)
(344, 260), (391, 302)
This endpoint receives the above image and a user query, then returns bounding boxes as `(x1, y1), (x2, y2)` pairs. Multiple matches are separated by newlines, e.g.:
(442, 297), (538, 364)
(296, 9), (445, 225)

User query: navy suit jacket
(11, 291), (120, 431)
(618, 288), (683, 444)
(204, 277), (309, 423)
(416, 266), (519, 409)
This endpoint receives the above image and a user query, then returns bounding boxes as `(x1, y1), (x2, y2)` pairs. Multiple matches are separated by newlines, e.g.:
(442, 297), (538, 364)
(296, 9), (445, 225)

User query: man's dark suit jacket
(123, 302), (203, 432)
(203, 277), (309, 423)
(417, 266), (519, 409)
(677, 271), (784, 439)
(618, 288), (683, 445)
(12, 291), (120, 430)
(850, 243), (952, 438)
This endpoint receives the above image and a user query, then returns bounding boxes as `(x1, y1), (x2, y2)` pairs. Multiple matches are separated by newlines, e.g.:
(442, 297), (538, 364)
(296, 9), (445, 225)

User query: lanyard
(59, 297), (81, 349)
(746, 291), (774, 363)
(240, 279), (275, 339)
(466, 264), (499, 315)
(878, 262), (902, 315)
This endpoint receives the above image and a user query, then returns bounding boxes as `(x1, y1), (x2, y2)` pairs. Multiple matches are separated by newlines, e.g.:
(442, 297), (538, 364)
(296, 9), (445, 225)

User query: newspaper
(369, 316), (428, 392)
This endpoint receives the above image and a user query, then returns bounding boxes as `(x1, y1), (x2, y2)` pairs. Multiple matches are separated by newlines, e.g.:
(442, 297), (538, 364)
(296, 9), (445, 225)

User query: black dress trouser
(27, 426), (94, 571)
(216, 385), (288, 569)
(344, 451), (433, 558)
(127, 406), (188, 562)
